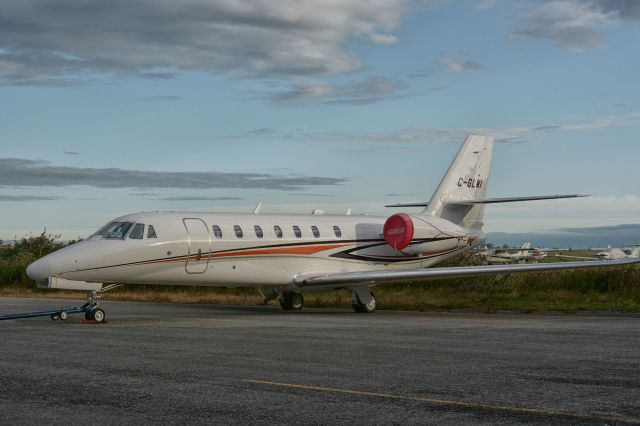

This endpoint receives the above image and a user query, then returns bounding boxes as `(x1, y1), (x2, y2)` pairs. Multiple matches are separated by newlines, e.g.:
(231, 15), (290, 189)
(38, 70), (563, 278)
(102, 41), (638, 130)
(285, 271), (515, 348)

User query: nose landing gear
(81, 284), (121, 323)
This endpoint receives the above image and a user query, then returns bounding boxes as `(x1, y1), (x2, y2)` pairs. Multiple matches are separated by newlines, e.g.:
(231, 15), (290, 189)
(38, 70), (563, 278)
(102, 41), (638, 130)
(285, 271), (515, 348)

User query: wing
(293, 258), (639, 288)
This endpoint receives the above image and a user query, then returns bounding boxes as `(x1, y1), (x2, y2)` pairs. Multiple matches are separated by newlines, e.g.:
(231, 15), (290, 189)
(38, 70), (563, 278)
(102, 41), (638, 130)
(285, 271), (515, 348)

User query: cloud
(223, 111), (640, 144)
(440, 57), (485, 73)
(0, 158), (345, 191)
(141, 72), (176, 80)
(473, 0), (500, 10)
(557, 223), (640, 236)
(161, 196), (243, 201)
(0, 0), (411, 86)
(138, 95), (182, 102)
(264, 76), (409, 105)
(509, 0), (628, 51)
(0, 195), (62, 201)
(266, 83), (335, 104)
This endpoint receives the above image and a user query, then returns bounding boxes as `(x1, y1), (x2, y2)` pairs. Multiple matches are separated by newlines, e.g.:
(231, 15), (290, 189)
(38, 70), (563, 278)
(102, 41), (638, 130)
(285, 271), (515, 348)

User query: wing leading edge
(293, 258), (640, 288)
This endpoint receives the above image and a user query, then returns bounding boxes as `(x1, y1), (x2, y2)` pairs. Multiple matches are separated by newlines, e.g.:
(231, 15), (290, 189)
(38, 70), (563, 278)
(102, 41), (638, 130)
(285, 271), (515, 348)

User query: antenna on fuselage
(253, 202), (263, 214)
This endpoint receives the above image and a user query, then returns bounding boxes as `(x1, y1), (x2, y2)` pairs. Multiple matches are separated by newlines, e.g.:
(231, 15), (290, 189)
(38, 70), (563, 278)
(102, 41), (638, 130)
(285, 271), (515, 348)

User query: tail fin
(517, 242), (531, 256)
(423, 134), (494, 229)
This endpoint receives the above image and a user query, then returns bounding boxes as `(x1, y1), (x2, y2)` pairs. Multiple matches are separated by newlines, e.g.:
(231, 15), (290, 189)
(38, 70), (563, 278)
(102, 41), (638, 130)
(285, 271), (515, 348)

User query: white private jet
(481, 242), (548, 264)
(26, 135), (639, 322)
(555, 245), (640, 261)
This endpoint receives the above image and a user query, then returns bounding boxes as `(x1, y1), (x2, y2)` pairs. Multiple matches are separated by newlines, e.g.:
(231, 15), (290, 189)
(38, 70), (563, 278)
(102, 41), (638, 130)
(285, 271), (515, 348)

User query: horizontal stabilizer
(293, 258), (639, 288)
(445, 194), (587, 206)
(385, 202), (429, 208)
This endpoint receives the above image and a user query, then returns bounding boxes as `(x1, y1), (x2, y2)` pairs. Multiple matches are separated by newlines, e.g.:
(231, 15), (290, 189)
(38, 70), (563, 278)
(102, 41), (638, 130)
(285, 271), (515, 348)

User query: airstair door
(183, 218), (211, 274)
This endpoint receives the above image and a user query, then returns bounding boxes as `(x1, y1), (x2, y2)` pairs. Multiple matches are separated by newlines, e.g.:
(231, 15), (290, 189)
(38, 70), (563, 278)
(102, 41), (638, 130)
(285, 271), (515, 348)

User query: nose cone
(26, 258), (51, 282)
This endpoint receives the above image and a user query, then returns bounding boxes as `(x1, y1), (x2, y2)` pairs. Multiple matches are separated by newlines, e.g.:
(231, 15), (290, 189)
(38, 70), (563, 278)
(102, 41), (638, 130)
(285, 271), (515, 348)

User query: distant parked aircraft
(480, 242), (547, 264)
(556, 245), (640, 261)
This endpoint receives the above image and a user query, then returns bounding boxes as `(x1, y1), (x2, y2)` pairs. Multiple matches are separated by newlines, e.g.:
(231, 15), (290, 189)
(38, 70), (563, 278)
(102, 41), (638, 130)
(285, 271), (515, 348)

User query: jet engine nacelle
(383, 213), (464, 255)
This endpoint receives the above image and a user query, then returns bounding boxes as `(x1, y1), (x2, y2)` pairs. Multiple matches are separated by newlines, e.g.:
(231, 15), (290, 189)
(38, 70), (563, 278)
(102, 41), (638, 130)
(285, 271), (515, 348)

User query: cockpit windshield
(95, 222), (133, 239)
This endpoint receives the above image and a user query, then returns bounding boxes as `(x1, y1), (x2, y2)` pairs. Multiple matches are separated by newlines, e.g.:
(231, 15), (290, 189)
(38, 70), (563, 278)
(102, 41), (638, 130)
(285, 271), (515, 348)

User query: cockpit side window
(147, 225), (157, 239)
(97, 222), (133, 239)
(129, 223), (145, 239)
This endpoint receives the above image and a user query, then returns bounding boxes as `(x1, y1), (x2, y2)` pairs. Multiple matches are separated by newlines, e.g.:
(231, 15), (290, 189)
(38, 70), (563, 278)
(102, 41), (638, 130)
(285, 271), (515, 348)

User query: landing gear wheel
(90, 308), (106, 323)
(85, 311), (92, 320)
(352, 292), (376, 313)
(59, 311), (68, 321)
(279, 292), (304, 311)
(50, 314), (59, 320)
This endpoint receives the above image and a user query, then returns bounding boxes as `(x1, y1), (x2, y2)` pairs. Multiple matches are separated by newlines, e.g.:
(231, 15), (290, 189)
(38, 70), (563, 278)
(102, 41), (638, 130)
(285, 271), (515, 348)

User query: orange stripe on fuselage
(209, 243), (351, 258)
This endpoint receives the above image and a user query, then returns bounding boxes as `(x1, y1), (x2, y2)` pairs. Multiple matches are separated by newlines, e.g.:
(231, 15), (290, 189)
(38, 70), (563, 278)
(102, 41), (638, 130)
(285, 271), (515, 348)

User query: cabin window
(293, 226), (302, 238)
(311, 226), (320, 238)
(97, 222), (133, 239)
(147, 225), (157, 239)
(129, 223), (145, 239)
(212, 225), (222, 239)
(274, 225), (283, 238)
(254, 225), (264, 238)
(234, 225), (243, 238)
(333, 226), (342, 238)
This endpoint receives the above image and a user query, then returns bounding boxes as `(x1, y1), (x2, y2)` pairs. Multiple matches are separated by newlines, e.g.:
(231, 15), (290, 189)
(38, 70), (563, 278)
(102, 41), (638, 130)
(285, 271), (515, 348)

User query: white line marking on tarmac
(245, 379), (640, 424)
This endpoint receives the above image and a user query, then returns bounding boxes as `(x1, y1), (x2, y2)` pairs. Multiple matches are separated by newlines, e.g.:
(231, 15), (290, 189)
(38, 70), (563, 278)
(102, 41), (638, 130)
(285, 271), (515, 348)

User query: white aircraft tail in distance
(26, 135), (639, 321)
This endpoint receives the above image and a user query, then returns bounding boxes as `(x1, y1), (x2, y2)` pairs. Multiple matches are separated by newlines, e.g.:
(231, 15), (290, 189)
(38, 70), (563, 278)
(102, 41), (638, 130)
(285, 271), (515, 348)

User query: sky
(1, 0), (639, 242)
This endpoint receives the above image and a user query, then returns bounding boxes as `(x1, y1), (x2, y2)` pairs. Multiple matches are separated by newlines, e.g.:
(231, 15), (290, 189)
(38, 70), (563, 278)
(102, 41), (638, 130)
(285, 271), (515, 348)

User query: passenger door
(183, 218), (211, 274)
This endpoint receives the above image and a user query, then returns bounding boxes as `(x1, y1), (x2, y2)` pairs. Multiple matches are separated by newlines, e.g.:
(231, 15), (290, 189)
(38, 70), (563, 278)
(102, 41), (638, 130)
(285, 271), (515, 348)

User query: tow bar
(0, 301), (101, 322)
(0, 285), (121, 323)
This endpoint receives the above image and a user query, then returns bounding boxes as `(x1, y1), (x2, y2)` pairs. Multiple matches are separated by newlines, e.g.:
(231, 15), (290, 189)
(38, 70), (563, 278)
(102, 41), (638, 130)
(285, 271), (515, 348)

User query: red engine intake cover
(383, 213), (414, 250)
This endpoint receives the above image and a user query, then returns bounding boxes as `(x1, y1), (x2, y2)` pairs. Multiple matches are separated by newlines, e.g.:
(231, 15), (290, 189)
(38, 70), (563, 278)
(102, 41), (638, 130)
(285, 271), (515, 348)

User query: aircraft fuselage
(27, 211), (483, 290)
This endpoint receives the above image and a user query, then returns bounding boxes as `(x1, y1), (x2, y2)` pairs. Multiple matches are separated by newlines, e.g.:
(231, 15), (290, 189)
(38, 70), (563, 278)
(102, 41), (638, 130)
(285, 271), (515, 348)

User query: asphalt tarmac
(1, 297), (639, 425)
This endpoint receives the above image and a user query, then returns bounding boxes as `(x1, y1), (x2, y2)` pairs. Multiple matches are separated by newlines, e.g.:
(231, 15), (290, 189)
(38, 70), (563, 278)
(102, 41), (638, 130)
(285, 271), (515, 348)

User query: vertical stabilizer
(423, 135), (494, 229)
(517, 242), (531, 256)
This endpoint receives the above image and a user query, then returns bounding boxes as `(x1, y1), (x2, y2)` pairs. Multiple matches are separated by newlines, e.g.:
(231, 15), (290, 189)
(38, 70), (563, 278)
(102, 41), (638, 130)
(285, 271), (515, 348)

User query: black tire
(85, 311), (92, 320)
(279, 292), (304, 311)
(59, 311), (68, 321)
(279, 297), (293, 310)
(90, 308), (106, 323)
(352, 292), (376, 313)
(351, 302), (366, 313)
(289, 293), (304, 310)
(50, 314), (59, 320)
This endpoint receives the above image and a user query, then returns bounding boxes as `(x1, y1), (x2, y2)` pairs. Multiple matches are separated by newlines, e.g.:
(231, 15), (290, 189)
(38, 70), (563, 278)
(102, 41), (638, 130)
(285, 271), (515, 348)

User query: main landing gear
(351, 286), (377, 313)
(279, 291), (304, 310)
(257, 286), (376, 313)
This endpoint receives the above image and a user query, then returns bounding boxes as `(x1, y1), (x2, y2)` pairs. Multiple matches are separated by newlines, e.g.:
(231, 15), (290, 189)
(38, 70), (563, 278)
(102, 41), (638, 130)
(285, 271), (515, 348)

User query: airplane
(555, 245), (640, 261)
(25, 135), (640, 322)
(480, 242), (548, 264)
